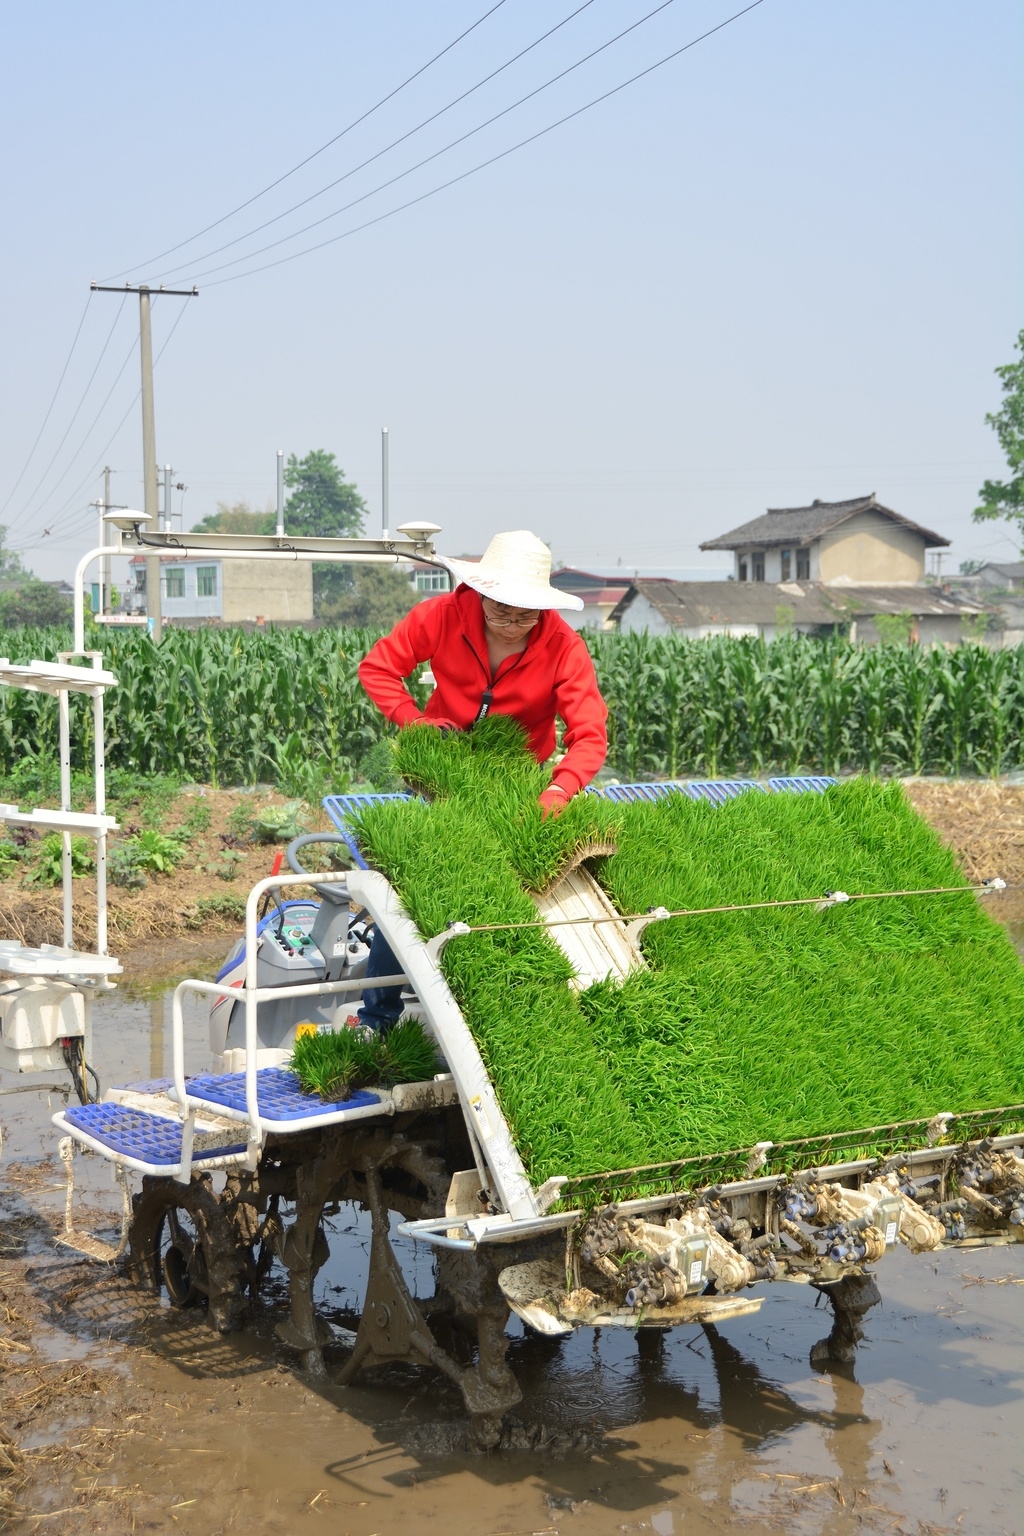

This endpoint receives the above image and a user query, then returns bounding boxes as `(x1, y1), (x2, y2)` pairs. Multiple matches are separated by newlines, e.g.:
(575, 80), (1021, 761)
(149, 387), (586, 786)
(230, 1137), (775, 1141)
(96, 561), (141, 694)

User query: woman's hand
(538, 784), (570, 819)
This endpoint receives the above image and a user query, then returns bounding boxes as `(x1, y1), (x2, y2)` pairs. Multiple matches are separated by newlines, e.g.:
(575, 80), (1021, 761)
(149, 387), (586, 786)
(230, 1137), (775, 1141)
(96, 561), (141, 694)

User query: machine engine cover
(0, 978), (85, 1073)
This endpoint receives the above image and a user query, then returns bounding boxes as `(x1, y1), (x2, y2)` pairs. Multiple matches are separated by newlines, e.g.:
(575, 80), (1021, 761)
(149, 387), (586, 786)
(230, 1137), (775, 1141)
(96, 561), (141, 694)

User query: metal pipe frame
(72, 532), (447, 655)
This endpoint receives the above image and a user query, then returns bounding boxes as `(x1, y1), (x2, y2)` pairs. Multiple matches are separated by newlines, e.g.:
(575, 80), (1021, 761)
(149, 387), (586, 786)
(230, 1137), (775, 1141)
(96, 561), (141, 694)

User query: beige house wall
(222, 560), (314, 622)
(817, 512), (926, 585)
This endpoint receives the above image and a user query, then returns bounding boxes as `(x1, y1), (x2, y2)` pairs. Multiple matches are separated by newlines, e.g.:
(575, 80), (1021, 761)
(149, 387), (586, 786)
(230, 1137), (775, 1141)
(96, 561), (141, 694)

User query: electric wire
(10, 322), (138, 534)
(11, 298), (194, 553)
(201, 0), (766, 288)
(6, 295), (128, 531)
(0, 292), (93, 521)
(105, 0), (510, 281)
(151, 0), (599, 282)
(178, 0), (688, 284)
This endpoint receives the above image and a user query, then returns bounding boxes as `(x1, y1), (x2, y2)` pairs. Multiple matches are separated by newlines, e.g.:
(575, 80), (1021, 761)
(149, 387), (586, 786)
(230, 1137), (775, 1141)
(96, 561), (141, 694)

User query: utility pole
(90, 282), (197, 642)
(276, 450), (285, 536)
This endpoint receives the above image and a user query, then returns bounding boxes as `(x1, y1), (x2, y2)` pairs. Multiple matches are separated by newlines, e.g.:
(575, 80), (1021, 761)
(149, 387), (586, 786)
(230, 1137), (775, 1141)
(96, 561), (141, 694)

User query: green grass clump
(351, 719), (1024, 1187)
(290, 1019), (439, 1101)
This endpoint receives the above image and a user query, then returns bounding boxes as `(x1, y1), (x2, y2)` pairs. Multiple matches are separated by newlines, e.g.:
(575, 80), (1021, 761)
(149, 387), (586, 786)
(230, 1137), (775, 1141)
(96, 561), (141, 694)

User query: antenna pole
(276, 449), (285, 536)
(381, 427), (389, 541)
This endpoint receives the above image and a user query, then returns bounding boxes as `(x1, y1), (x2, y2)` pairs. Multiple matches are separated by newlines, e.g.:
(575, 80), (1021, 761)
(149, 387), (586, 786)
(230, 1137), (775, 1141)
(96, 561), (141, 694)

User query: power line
(153, 0), (599, 282)
(7, 295), (130, 530)
(204, 0), (767, 288)
(9, 316), (137, 532)
(181, 0), (685, 284)
(14, 297), (196, 551)
(0, 292), (94, 521)
(105, 1), (510, 282)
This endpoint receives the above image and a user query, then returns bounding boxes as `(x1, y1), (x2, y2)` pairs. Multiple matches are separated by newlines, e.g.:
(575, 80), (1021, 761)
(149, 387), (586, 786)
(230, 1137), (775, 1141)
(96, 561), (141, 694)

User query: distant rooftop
(700, 494), (950, 552)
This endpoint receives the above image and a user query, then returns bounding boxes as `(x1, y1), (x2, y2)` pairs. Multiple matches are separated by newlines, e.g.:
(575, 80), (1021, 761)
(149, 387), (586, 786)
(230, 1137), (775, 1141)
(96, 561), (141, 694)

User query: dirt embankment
(902, 778), (1024, 885)
(0, 788), (334, 965)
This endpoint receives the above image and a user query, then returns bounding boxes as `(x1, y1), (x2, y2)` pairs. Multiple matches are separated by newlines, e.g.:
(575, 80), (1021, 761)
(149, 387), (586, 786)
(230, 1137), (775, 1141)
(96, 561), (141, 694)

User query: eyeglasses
(482, 600), (541, 629)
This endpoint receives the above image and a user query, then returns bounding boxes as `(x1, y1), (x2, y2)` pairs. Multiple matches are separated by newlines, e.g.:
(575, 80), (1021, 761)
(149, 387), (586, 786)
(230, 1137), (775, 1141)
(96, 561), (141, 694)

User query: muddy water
(2, 977), (1023, 1536)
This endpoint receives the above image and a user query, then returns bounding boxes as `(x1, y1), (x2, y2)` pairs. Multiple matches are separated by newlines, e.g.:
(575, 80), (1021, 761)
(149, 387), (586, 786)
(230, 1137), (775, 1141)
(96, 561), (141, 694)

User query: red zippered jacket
(358, 584), (608, 796)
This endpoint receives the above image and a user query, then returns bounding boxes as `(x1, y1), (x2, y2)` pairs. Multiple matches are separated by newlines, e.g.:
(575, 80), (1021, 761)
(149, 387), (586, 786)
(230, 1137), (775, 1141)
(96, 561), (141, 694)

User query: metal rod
(162, 463), (172, 535)
(92, 656), (107, 956)
(435, 882), (1012, 939)
(381, 426), (389, 541)
(58, 687), (72, 947)
(276, 449), (284, 537)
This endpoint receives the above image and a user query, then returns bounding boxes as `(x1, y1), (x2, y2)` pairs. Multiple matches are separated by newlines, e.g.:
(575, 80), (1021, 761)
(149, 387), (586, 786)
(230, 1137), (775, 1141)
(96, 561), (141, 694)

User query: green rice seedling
(352, 729), (1024, 1189)
(375, 1018), (440, 1085)
(291, 1027), (377, 1100)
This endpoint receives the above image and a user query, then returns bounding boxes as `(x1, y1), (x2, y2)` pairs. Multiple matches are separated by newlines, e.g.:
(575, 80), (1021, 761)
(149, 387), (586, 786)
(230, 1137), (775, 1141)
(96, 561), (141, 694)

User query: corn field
(0, 625), (1022, 785)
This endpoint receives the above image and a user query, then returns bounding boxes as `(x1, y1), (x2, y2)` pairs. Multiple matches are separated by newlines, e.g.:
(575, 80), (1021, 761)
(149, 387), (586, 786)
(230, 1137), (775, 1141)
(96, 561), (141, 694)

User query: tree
(284, 450), (367, 615)
(320, 565), (416, 629)
(0, 580), (71, 627)
(191, 500), (276, 535)
(0, 525), (27, 590)
(974, 327), (1024, 548)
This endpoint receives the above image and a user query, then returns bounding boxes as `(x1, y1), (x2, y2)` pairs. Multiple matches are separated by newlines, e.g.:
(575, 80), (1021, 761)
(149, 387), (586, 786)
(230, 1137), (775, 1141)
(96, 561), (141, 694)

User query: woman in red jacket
(354, 528), (608, 1031)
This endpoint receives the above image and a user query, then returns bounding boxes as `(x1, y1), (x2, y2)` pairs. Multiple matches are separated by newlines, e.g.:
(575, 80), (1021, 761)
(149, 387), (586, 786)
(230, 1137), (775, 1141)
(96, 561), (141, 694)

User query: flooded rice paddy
(0, 955), (1022, 1536)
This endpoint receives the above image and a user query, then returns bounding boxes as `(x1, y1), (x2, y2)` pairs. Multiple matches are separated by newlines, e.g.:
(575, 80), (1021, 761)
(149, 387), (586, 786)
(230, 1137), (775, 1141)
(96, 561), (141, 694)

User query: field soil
(0, 788), (334, 979)
(0, 777), (1021, 1533)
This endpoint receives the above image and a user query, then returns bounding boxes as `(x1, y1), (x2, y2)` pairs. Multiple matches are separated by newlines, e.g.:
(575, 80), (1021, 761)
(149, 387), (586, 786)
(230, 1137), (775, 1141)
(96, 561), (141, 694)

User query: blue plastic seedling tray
(323, 778), (837, 864)
(62, 1102), (246, 1168)
(183, 1067), (384, 1132)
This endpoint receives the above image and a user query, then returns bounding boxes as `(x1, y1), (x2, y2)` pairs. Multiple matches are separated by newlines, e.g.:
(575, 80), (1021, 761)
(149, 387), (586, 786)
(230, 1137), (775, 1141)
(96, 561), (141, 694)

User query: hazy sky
(1, 1), (1021, 588)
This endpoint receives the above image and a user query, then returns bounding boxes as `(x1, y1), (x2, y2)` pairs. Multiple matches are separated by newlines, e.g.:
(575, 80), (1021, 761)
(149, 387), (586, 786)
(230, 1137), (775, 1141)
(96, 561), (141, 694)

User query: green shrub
(109, 842), (148, 890)
(187, 893), (247, 926)
(27, 833), (95, 886)
(251, 800), (307, 844)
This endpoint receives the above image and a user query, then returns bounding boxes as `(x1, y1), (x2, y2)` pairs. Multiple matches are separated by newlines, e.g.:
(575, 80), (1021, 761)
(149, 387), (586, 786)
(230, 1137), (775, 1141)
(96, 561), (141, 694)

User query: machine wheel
(127, 1174), (247, 1333)
(161, 1205), (206, 1308)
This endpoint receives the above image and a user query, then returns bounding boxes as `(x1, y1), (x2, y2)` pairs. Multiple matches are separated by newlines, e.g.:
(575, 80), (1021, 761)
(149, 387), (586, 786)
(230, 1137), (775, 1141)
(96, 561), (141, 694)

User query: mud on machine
(7, 514), (1024, 1443)
(52, 800), (1024, 1443)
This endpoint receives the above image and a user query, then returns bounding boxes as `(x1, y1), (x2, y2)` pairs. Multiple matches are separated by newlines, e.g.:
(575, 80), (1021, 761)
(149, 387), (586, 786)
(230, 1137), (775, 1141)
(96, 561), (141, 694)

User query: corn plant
(0, 623), (1022, 785)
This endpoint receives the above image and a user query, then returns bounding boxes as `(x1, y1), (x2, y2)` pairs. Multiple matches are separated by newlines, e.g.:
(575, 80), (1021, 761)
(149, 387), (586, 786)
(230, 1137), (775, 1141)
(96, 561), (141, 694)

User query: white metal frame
(0, 654), (120, 985)
(72, 523), (446, 655)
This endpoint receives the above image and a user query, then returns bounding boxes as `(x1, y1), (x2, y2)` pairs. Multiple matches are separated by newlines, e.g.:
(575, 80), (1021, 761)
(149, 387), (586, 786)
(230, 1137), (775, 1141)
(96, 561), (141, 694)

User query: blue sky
(0, 0), (1020, 584)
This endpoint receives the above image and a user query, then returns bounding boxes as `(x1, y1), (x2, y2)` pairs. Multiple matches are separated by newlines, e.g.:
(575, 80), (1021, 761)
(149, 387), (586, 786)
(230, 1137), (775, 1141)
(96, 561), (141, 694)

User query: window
(752, 552), (765, 582)
(738, 559), (748, 582)
(415, 570), (449, 593)
(164, 567), (184, 599)
(796, 548), (810, 580)
(196, 565), (217, 597)
(780, 549), (791, 582)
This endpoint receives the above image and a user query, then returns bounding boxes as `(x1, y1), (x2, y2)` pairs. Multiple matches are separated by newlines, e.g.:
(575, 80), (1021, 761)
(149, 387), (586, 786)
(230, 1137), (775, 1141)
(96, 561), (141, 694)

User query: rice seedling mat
(349, 719), (1024, 1193)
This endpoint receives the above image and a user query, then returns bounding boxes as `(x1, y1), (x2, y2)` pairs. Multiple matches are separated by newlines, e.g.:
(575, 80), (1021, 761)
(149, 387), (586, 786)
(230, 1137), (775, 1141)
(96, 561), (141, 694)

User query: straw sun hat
(439, 530), (584, 612)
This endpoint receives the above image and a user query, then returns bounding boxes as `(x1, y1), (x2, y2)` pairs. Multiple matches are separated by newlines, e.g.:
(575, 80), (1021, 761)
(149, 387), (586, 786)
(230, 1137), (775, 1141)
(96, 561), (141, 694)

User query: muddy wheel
(161, 1206), (206, 1308)
(127, 1175), (247, 1333)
